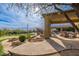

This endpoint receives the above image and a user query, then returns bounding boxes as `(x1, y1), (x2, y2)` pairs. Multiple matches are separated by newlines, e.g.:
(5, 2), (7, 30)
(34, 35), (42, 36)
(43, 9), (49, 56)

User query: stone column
(44, 16), (51, 39)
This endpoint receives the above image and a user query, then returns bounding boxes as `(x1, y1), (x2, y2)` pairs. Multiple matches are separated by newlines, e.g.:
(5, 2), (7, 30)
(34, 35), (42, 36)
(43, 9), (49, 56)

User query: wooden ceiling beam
(54, 5), (79, 32)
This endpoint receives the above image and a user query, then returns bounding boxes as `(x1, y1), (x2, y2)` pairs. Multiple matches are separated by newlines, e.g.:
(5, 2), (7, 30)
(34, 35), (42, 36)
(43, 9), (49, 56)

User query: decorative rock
(7, 38), (18, 42)
(11, 41), (22, 47)
(7, 38), (22, 47)
(29, 35), (44, 42)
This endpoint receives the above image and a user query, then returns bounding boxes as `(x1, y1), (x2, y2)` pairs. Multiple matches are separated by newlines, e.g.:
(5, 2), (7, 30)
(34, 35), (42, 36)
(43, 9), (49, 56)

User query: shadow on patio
(46, 38), (65, 51)
(45, 34), (79, 56)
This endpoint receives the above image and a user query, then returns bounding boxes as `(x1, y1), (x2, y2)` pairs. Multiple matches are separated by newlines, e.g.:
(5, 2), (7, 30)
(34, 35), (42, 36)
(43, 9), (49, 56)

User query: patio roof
(42, 10), (79, 24)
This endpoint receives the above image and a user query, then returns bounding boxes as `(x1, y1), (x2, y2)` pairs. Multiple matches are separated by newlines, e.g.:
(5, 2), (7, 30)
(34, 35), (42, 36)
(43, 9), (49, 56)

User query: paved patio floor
(2, 34), (79, 56)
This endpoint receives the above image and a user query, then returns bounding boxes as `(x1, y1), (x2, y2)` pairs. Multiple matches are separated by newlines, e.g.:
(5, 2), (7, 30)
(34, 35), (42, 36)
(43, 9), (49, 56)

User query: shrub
(19, 35), (26, 42)
(26, 33), (31, 39)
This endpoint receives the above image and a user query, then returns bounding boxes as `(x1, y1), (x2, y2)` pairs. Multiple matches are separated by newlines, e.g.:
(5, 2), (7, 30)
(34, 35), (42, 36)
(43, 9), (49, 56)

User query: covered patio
(1, 3), (79, 56)
(43, 9), (79, 39)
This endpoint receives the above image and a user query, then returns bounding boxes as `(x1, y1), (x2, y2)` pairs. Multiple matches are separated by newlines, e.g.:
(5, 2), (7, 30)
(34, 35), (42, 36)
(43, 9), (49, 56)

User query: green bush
(26, 33), (31, 39)
(64, 27), (74, 31)
(19, 35), (26, 42)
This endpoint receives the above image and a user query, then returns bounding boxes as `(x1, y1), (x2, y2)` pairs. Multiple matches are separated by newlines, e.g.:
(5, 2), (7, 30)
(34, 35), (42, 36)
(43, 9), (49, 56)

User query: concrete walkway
(2, 35), (79, 56)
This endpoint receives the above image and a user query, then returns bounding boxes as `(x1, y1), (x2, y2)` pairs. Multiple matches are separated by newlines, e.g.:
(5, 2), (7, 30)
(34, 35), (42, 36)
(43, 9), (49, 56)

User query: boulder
(29, 35), (44, 42)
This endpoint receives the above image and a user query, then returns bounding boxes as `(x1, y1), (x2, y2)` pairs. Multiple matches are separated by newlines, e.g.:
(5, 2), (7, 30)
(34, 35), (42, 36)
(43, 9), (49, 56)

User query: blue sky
(0, 4), (73, 30)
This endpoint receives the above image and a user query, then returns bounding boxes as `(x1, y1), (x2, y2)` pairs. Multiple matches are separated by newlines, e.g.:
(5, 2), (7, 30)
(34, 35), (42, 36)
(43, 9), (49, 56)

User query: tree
(5, 3), (79, 32)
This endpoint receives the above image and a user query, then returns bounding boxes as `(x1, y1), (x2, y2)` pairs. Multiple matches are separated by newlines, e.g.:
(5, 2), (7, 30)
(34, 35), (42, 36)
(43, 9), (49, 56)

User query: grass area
(0, 34), (29, 42)
(0, 43), (5, 56)
(0, 33), (36, 41)
(0, 35), (19, 42)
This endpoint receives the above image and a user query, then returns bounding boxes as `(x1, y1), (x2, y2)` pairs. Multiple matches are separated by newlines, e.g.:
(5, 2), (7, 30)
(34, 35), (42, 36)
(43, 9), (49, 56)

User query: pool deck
(2, 34), (79, 56)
